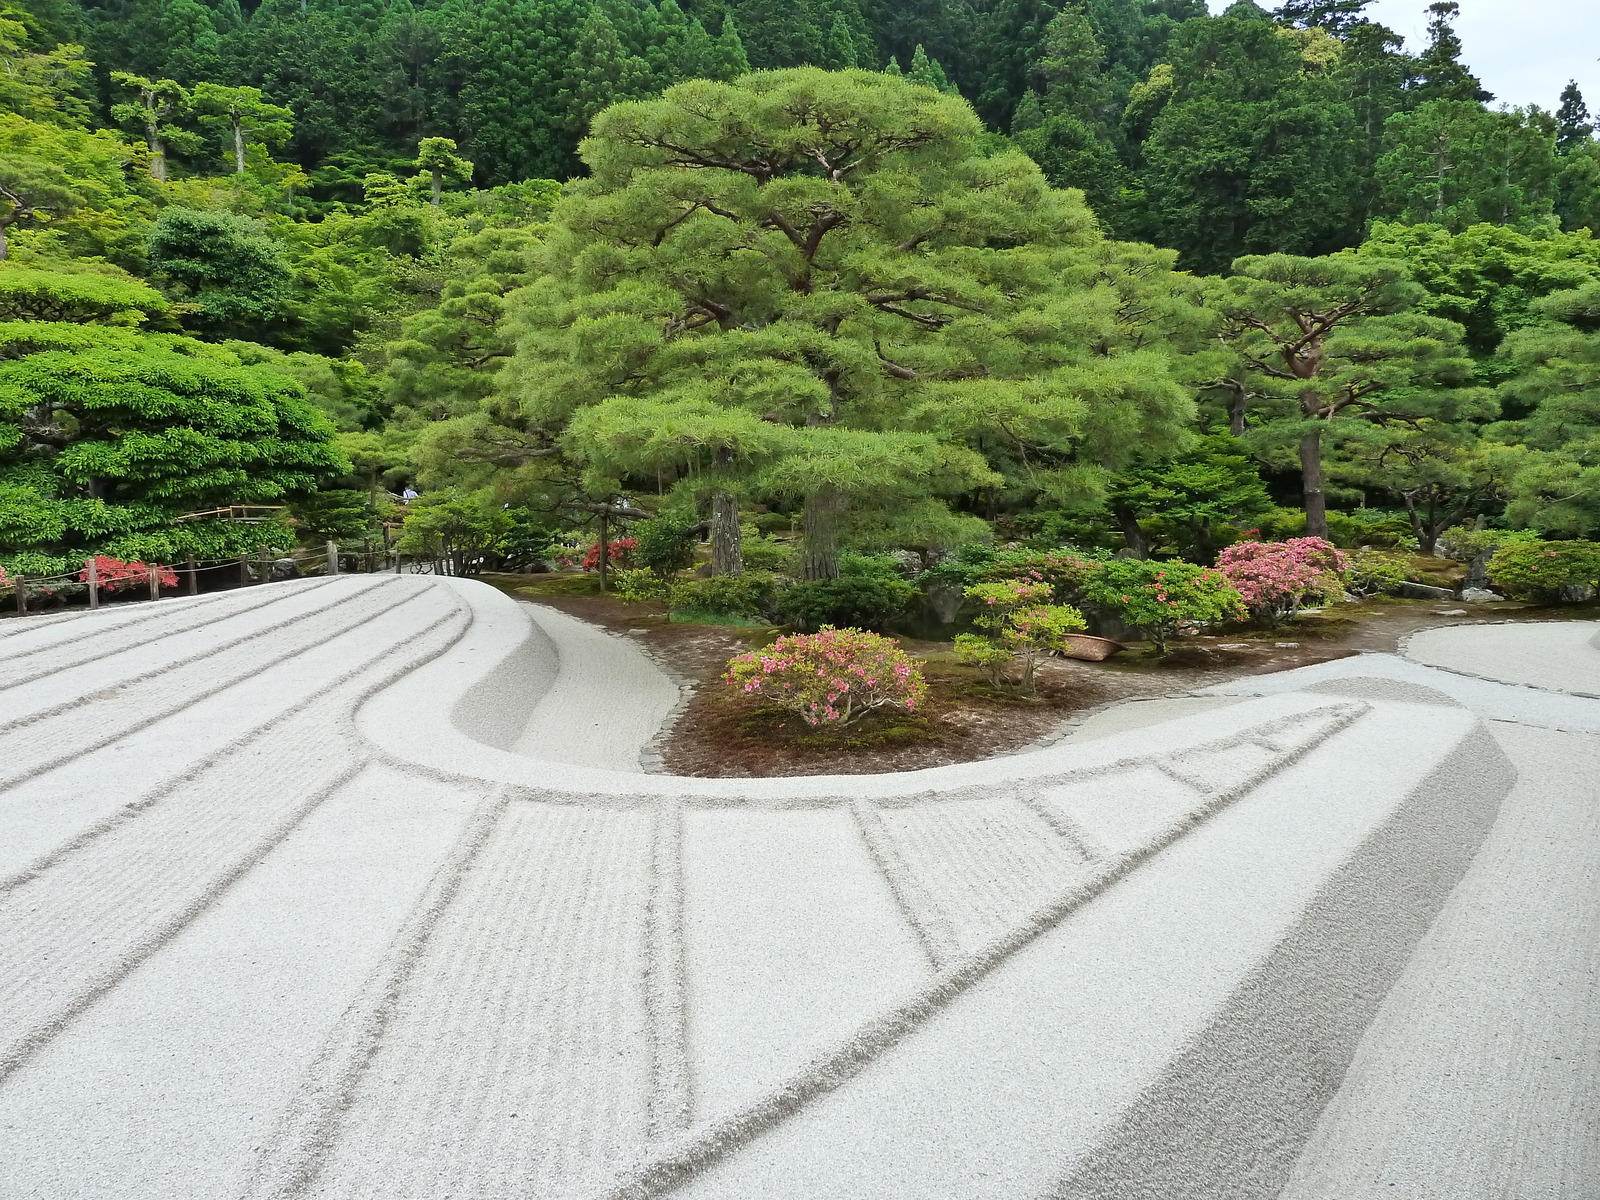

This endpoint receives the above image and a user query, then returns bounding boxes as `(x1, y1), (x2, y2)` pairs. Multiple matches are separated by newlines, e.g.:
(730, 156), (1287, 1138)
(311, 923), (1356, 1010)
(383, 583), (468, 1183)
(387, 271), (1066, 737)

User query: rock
(1275, 641), (1300, 648)
(1216, 643), (1249, 650)
(1400, 581), (1455, 600)
(1559, 583), (1596, 603)
(1461, 587), (1501, 603)
(270, 557), (302, 581)
(1433, 609), (1468, 617)
(1464, 552), (1493, 590)
(926, 583), (964, 625)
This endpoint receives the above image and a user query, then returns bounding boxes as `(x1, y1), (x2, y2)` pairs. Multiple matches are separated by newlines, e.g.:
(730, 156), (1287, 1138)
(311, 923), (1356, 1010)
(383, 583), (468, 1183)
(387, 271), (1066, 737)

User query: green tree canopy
(146, 207), (291, 338)
(1218, 252), (1477, 538)
(501, 68), (1195, 576)
(0, 269), (346, 574)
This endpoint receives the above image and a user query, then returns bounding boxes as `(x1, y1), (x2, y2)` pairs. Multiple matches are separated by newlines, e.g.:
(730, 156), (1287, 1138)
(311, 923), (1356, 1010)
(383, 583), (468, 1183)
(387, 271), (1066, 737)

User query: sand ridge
(0, 579), (1589, 1198)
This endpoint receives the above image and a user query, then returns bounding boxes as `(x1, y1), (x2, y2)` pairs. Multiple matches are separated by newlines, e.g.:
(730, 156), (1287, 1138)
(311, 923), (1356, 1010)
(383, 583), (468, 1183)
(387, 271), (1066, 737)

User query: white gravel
(0, 577), (1592, 1200)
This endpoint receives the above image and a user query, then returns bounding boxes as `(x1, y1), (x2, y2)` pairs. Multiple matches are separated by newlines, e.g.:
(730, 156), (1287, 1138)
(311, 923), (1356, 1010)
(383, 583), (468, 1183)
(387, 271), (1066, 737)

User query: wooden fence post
(326, 540), (339, 576)
(187, 553), (198, 596)
(259, 547), (271, 585)
(14, 574), (25, 618)
(148, 564), (160, 601)
(238, 555), (249, 588)
(364, 538), (374, 573)
(86, 557), (99, 610)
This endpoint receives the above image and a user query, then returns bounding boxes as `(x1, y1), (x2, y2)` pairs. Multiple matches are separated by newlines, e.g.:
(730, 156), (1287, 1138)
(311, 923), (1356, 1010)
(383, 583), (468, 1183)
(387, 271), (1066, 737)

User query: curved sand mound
(1403, 619), (1600, 697)
(0, 577), (1589, 1199)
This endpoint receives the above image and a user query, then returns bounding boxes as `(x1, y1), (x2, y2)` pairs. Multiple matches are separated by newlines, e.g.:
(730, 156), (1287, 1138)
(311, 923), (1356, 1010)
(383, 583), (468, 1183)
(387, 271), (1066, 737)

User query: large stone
(1400, 581), (1455, 600)
(1461, 587), (1500, 603)
(271, 557), (303, 581)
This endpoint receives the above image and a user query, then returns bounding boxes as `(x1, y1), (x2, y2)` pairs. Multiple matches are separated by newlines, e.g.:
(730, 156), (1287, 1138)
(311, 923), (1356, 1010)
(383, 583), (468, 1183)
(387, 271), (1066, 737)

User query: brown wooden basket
(1063, 632), (1123, 662)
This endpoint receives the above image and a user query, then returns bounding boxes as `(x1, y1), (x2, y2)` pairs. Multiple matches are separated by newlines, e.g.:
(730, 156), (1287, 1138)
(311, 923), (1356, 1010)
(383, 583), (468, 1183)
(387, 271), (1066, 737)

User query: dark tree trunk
(801, 487), (842, 581)
(710, 489), (743, 575)
(1112, 504), (1149, 558)
(596, 508), (610, 592)
(1299, 428), (1327, 540)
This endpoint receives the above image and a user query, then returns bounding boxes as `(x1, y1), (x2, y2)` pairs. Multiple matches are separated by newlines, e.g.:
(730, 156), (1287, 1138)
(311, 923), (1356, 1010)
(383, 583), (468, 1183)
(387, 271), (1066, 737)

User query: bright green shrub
(1487, 540), (1600, 602)
(958, 579), (1087, 690)
(611, 567), (671, 603)
(1079, 558), (1244, 652)
(738, 524), (791, 572)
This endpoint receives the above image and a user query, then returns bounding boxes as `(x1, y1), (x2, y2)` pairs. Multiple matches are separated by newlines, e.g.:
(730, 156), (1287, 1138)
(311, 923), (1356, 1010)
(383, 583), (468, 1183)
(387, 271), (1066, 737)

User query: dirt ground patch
(481, 573), (1600, 778)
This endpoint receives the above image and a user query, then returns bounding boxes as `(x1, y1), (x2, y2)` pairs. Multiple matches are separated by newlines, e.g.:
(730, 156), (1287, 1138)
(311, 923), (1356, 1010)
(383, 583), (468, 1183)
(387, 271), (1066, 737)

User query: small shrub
(1079, 558), (1244, 652)
(724, 627), (927, 726)
(670, 571), (774, 617)
(633, 514), (700, 578)
(774, 573), (917, 631)
(952, 632), (1013, 685)
(1343, 549), (1410, 598)
(1488, 540), (1600, 602)
(611, 567), (671, 603)
(1215, 537), (1347, 624)
(552, 537), (636, 572)
(957, 579), (1087, 691)
(77, 555), (179, 593)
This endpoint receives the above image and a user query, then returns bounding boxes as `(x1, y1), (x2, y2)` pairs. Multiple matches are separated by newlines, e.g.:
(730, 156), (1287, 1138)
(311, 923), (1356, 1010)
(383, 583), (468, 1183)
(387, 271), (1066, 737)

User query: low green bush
(1343, 549), (1411, 598)
(774, 573), (918, 632)
(611, 567), (671, 603)
(1078, 558), (1244, 652)
(631, 514), (700, 578)
(1487, 540), (1600, 602)
(738, 525), (791, 572)
(670, 571), (774, 617)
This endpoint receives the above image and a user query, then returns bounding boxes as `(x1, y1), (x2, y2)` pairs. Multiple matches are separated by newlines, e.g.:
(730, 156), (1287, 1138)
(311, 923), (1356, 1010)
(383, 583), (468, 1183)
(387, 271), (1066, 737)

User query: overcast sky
(1207, 0), (1600, 114)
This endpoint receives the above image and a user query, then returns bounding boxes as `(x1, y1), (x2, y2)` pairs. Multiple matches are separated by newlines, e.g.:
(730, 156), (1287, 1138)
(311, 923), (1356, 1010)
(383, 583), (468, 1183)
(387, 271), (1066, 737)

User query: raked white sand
(0, 581), (1592, 1199)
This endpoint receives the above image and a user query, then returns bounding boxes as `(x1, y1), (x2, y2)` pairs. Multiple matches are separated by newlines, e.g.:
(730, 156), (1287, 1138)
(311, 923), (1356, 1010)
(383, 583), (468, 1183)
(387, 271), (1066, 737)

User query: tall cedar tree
(1135, 4), (1362, 272)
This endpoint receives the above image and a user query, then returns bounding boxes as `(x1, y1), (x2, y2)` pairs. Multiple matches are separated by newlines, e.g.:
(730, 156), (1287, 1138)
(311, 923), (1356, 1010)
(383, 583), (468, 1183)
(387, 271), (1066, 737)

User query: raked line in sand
(0, 579), (1592, 1199)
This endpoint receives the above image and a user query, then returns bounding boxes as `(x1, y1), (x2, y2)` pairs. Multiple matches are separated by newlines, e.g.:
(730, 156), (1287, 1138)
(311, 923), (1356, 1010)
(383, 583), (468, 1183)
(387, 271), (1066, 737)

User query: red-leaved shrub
(78, 556), (179, 593)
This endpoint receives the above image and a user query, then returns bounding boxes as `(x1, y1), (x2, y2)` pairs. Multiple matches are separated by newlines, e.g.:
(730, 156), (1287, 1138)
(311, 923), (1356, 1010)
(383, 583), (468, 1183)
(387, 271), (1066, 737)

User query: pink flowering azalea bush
(1215, 537), (1347, 624)
(723, 626), (927, 727)
(1078, 558), (1244, 653)
(77, 556), (178, 593)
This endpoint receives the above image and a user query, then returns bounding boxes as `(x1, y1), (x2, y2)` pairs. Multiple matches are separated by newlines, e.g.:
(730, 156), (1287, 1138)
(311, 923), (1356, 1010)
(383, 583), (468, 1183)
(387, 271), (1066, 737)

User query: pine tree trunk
(596, 509), (610, 592)
(801, 487), (842, 581)
(1300, 429), (1328, 540)
(1112, 504), (1149, 558)
(431, 168), (442, 207)
(233, 118), (246, 174)
(710, 490), (743, 575)
(149, 134), (167, 182)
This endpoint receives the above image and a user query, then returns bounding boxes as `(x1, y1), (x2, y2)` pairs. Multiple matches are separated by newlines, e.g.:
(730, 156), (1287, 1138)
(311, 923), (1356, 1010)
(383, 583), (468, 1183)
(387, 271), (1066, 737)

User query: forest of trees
(3, 0), (1600, 585)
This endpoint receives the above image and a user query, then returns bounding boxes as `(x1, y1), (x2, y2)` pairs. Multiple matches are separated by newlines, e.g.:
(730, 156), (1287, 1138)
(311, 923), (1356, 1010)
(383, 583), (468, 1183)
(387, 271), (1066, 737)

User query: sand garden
(0, 575), (1594, 1198)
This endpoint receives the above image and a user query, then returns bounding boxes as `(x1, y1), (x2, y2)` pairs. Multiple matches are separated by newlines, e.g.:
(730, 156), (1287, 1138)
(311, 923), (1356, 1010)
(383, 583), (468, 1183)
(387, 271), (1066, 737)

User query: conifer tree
(504, 70), (1195, 576)
(708, 14), (750, 78)
(561, 7), (653, 133)
(1556, 82), (1595, 156)
(1272, 0), (1371, 35)
(108, 72), (200, 181)
(907, 44), (953, 93)
(1412, 1), (1492, 104)
(191, 83), (293, 175)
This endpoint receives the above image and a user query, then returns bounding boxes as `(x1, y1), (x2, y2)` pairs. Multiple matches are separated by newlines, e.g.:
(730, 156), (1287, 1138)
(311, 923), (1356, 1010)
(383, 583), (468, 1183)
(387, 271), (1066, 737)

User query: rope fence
(1, 538), (399, 620)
